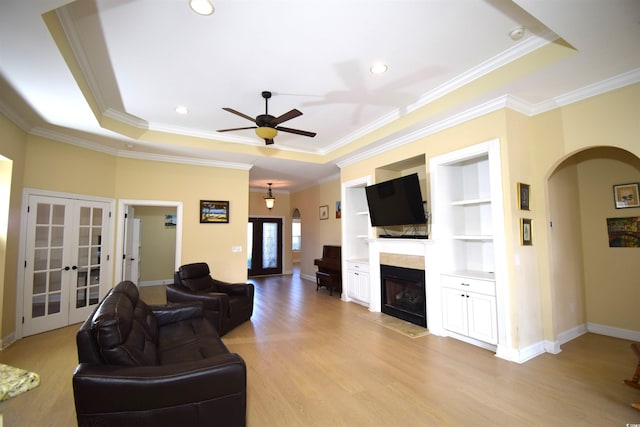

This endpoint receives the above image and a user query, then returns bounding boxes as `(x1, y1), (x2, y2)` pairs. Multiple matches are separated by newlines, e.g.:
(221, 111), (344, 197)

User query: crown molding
(117, 149), (253, 170)
(30, 127), (119, 156)
(529, 67), (640, 115)
(337, 67), (640, 168)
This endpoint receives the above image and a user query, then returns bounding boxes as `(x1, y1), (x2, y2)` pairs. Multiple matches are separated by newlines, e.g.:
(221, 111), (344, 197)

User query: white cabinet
(346, 260), (370, 305)
(441, 274), (497, 345)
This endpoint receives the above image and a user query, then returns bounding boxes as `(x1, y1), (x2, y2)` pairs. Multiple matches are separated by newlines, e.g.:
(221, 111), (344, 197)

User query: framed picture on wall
(613, 183), (640, 209)
(200, 200), (229, 223)
(319, 205), (329, 220)
(518, 182), (530, 211)
(520, 218), (533, 246)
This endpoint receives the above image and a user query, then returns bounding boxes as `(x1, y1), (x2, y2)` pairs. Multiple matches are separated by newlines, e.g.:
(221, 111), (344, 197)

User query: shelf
(451, 198), (491, 206)
(356, 234), (369, 239)
(452, 235), (493, 241)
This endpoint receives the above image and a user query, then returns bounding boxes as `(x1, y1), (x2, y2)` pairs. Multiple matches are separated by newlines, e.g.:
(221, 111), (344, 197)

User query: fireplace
(380, 264), (426, 328)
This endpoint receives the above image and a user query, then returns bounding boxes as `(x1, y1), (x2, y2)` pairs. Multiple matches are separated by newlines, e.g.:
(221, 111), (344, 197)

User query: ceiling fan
(217, 91), (317, 145)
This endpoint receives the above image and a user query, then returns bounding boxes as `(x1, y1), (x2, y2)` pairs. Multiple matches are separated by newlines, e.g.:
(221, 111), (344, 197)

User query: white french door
(22, 195), (112, 336)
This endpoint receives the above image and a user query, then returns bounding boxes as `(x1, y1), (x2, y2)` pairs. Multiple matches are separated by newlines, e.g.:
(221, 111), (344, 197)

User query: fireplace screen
(380, 264), (426, 327)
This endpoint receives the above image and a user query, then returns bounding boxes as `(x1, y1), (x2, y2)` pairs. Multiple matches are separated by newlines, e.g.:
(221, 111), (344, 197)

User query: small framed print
(520, 218), (533, 246)
(518, 183), (530, 211)
(200, 200), (229, 223)
(613, 183), (640, 209)
(319, 205), (329, 220)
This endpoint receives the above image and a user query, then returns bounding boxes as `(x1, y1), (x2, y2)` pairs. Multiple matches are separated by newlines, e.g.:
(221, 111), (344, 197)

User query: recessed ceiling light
(370, 63), (388, 74)
(509, 26), (525, 41)
(189, 0), (214, 16)
(175, 105), (189, 115)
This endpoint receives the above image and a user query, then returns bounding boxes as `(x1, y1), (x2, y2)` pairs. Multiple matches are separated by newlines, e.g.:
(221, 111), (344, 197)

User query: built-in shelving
(430, 139), (506, 351)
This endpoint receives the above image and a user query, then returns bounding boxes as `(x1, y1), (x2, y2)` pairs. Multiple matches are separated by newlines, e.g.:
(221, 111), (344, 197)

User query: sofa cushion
(179, 262), (217, 292)
(91, 281), (159, 366)
(158, 316), (229, 365)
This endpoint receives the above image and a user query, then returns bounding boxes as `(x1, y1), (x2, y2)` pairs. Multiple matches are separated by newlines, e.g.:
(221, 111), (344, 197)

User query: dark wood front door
(248, 217), (283, 276)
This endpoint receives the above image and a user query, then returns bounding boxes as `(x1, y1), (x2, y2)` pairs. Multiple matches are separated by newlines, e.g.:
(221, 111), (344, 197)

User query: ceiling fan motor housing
(256, 114), (276, 127)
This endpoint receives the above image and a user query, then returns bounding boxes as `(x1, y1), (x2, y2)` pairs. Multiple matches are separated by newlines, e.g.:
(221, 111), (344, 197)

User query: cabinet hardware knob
(63, 266), (70, 271)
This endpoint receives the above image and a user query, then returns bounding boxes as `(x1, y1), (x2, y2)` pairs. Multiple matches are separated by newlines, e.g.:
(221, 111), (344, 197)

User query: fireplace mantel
(366, 238), (443, 335)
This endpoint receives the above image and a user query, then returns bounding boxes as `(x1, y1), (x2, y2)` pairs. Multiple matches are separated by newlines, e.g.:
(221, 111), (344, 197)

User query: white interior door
(130, 218), (141, 284)
(123, 206), (135, 281)
(23, 195), (111, 335)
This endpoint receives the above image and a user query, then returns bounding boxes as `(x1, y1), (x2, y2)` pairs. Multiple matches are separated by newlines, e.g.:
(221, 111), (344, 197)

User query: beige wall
(576, 149), (640, 329)
(133, 205), (177, 283)
(0, 114), (27, 341)
(547, 157), (586, 337)
(290, 178), (342, 280)
(248, 189), (293, 274)
(113, 157), (249, 283)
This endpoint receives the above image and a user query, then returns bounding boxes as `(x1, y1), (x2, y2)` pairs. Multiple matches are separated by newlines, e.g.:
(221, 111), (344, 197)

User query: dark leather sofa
(166, 262), (254, 336)
(73, 281), (246, 427)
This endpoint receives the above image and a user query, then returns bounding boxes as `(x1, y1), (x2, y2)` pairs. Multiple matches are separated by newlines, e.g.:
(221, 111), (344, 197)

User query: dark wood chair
(624, 342), (640, 410)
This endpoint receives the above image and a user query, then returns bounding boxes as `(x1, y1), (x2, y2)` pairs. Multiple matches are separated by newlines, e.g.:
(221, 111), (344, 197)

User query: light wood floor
(1, 270), (639, 426)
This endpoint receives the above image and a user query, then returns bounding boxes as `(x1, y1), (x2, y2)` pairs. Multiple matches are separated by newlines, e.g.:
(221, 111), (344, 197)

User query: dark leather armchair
(166, 262), (254, 336)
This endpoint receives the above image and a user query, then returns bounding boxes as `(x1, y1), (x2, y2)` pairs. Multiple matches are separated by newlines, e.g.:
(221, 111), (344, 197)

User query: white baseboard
(0, 332), (16, 350)
(587, 322), (640, 341)
(300, 273), (316, 282)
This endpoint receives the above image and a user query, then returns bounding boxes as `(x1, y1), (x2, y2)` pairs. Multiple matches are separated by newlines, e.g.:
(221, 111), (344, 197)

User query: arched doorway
(547, 146), (640, 348)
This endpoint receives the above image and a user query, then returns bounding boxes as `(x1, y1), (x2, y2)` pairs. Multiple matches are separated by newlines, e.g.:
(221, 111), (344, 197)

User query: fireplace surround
(380, 264), (426, 327)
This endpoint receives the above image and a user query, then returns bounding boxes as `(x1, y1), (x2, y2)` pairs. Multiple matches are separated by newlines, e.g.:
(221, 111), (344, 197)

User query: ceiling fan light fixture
(256, 126), (278, 140)
(264, 183), (276, 210)
(189, 0), (214, 16)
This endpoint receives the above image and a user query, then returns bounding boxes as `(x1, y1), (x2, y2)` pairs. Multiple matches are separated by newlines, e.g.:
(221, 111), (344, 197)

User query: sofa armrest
(150, 302), (204, 326)
(215, 281), (254, 297)
(166, 285), (230, 311)
(73, 353), (246, 416)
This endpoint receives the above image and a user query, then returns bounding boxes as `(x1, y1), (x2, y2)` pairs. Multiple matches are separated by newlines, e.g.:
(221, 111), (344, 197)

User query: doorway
(248, 217), (283, 276)
(115, 200), (183, 284)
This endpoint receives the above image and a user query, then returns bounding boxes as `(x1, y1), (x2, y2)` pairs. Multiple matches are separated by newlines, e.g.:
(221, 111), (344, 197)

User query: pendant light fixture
(264, 183), (276, 210)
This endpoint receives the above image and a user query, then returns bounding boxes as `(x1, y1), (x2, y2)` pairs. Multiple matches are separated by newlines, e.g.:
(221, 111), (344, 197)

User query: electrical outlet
(231, 246), (242, 253)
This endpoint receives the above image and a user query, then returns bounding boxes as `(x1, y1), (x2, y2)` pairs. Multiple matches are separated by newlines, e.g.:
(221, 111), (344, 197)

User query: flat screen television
(365, 173), (426, 227)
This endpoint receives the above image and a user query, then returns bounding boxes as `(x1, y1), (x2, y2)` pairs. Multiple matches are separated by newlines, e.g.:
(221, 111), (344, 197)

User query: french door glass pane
(52, 205), (65, 225)
(31, 202), (66, 318)
(262, 222), (277, 269)
(76, 207), (102, 309)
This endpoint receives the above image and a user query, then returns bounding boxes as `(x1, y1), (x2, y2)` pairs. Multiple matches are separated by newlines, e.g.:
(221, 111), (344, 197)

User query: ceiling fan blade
(265, 139), (275, 145)
(276, 126), (317, 138)
(222, 108), (256, 123)
(271, 109), (302, 125)
(217, 126), (257, 132)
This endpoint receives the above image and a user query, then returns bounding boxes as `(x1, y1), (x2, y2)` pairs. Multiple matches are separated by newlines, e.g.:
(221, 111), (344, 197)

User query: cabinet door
(467, 292), (497, 344)
(347, 269), (359, 299)
(442, 287), (467, 335)
(356, 272), (370, 303)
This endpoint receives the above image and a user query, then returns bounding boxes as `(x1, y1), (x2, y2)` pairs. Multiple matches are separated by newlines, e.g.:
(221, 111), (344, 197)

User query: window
(292, 219), (301, 251)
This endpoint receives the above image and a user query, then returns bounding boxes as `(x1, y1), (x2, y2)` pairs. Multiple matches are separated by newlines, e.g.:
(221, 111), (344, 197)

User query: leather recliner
(166, 262), (254, 336)
(73, 280), (247, 427)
